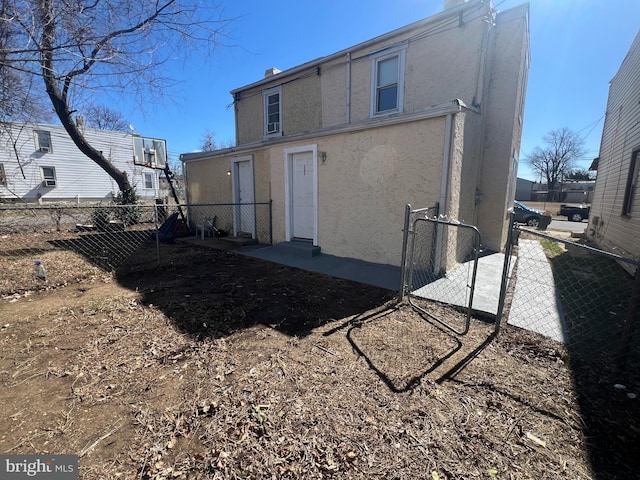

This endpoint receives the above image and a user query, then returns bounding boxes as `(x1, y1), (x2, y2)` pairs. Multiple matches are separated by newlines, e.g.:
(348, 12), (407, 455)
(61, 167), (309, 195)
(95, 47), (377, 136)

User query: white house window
(143, 172), (154, 189)
(41, 166), (57, 187)
(0, 163), (6, 186)
(35, 130), (52, 153)
(622, 148), (639, 216)
(263, 86), (282, 136)
(370, 46), (406, 116)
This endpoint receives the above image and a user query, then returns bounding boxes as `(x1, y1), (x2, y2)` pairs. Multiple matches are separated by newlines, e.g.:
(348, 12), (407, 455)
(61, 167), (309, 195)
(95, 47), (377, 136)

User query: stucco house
(0, 122), (166, 203)
(180, 0), (530, 268)
(587, 29), (640, 268)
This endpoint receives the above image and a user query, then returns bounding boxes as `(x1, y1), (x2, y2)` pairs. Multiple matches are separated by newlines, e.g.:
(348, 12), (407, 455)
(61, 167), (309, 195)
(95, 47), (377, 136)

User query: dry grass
(1, 233), (638, 479)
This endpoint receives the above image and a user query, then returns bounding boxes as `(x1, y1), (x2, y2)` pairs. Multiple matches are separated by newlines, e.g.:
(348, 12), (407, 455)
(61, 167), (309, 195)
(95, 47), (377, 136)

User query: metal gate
(401, 207), (481, 335)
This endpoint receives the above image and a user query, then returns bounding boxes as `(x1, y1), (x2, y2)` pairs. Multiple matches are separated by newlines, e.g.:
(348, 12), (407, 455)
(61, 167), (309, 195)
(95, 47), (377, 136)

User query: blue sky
(122, 0), (640, 181)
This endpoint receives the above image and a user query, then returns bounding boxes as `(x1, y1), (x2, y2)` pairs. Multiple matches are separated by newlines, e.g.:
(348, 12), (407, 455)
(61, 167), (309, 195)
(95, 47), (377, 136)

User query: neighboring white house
(181, 0), (530, 267)
(587, 29), (640, 267)
(0, 122), (166, 203)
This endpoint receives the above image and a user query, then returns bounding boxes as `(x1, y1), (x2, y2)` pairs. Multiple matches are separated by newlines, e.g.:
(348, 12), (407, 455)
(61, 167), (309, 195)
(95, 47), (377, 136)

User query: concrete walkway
(507, 239), (567, 343)
(411, 252), (513, 317)
(239, 246), (402, 292)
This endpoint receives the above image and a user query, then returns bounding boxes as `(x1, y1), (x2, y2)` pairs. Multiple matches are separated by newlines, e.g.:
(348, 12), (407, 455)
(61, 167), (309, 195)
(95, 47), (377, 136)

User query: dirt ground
(1, 236), (639, 479)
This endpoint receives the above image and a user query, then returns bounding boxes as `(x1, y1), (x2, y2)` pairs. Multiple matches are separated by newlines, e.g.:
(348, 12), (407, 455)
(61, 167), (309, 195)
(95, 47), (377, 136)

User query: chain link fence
(0, 202), (272, 298)
(501, 225), (640, 373)
(404, 215), (481, 335)
(398, 204), (639, 377)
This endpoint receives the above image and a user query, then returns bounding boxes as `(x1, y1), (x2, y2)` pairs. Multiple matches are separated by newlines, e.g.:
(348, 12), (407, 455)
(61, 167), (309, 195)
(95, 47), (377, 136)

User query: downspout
(434, 113), (454, 274)
(346, 52), (352, 124)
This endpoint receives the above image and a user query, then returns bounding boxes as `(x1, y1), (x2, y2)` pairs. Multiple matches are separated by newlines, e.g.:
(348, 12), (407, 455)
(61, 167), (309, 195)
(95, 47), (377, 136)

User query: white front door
(233, 158), (255, 237)
(291, 151), (314, 240)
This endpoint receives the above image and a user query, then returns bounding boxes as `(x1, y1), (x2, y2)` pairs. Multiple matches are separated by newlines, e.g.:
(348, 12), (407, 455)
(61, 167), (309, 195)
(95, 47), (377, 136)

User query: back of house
(181, 0), (530, 267)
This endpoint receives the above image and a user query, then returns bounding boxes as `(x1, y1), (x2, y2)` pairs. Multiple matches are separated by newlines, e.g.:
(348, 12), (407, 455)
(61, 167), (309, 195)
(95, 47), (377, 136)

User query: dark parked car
(558, 204), (590, 222)
(513, 201), (549, 227)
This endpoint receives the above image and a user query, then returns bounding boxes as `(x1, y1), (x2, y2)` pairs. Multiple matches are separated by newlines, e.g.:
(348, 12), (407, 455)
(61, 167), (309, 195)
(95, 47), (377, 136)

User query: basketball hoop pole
(163, 164), (187, 223)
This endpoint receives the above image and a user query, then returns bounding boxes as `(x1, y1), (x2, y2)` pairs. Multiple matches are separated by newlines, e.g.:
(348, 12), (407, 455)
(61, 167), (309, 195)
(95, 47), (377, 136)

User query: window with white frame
(143, 172), (154, 189)
(34, 130), (52, 153)
(263, 86), (282, 136)
(370, 46), (406, 116)
(622, 148), (639, 217)
(41, 166), (57, 187)
(0, 163), (6, 186)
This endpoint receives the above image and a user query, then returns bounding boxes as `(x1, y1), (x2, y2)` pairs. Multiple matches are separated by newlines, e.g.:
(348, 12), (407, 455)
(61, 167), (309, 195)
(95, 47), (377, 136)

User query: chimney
(444, 0), (467, 9)
(264, 67), (281, 78)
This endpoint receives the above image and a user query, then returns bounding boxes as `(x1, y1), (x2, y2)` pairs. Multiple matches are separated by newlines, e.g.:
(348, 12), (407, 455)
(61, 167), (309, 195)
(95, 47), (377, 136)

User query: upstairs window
(622, 148), (639, 217)
(143, 172), (154, 189)
(35, 130), (52, 153)
(370, 46), (406, 116)
(41, 166), (57, 187)
(263, 86), (282, 137)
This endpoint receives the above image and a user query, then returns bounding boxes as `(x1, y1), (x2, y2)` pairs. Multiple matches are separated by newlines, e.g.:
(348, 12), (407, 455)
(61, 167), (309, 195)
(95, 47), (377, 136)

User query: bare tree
(200, 128), (218, 152)
(526, 128), (586, 201)
(83, 104), (130, 132)
(1, 0), (231, 201)
(1, 0), (51, 124)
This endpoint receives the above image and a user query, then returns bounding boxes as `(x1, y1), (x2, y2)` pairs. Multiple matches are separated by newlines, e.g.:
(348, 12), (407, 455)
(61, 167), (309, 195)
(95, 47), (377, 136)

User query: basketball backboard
(133, 136), (167, 169)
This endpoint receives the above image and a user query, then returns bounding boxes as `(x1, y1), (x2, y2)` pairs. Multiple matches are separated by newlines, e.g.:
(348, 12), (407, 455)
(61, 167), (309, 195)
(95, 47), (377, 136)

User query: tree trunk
(38, 0), (133, 197)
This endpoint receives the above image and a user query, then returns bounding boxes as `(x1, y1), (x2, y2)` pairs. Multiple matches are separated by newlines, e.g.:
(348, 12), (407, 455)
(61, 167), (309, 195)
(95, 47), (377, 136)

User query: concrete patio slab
(239, 246), (402, 292)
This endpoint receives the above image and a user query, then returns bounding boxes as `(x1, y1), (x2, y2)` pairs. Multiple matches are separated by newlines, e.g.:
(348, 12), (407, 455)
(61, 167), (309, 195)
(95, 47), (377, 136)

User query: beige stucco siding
(318, 119), (445, 265)
(235, 68), (322, 144)
(185, 149), (271, 231)
(185, 156), (232, 205)
(457, 112), (483, 227)
(261, 118), (445, 266)
(234, 90), (264, 145)
(235, 7), (493, 141)
(475, 10), (528, 251)
(403, 21), (485, 113)
(321, 57), (348, 127)
(346, 14), (485, 124)
(186, 150), (271, 204)
(283, 73), (322, 135)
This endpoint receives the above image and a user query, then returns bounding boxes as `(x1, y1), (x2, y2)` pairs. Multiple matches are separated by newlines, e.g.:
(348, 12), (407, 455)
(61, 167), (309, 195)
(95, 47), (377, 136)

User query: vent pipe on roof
(264, 67), (281, 78)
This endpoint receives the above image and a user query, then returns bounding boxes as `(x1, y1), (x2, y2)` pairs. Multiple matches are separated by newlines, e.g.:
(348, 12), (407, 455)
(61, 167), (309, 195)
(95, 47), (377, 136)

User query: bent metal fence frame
(400, 204), (481, 336)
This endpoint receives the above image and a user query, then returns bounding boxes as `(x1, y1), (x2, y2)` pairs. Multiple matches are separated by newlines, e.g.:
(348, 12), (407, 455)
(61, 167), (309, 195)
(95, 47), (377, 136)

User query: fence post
(618, 267), (640, 373)
(398, 204), (411, 302)
(269, 200), (273, 246)
(154, 203), (160, 265)
(495, 212), (516, 333)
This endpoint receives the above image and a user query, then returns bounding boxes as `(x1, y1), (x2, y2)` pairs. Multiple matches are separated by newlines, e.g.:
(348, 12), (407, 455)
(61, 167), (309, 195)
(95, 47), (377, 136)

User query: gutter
(181, 99), (473, 163)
